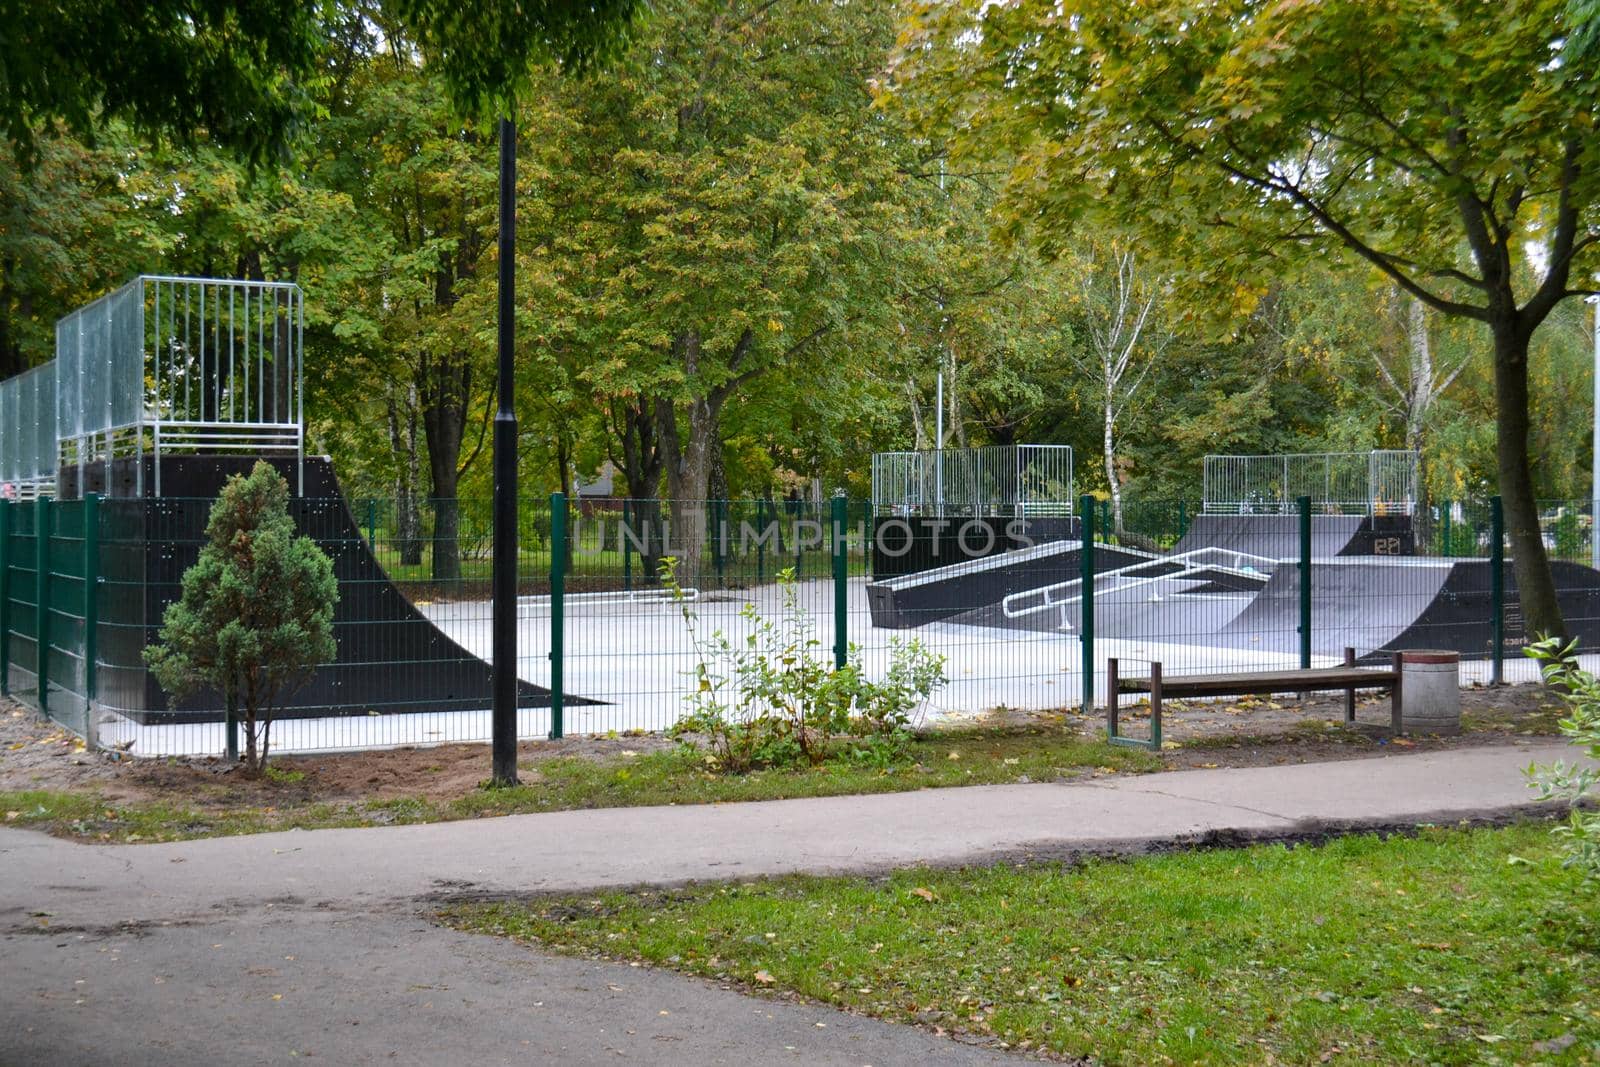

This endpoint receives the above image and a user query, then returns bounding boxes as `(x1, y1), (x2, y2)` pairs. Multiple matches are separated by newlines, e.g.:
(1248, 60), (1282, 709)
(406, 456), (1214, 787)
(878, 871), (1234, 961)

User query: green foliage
(0, 0), (321, 168)
(1430, 510), (1480, 558)
(144, 462), (338, 774)
(0, 0), (640, 168)
(1525, 637), (1600, 880)
(385, 0), (642, 112)
(1552, 509), (1587, 561)
(662, 560), (947, 774)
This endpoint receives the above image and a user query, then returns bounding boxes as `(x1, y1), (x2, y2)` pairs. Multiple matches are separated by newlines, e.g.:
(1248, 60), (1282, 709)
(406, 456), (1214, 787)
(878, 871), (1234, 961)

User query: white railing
(517, 588), (699, 610)
(1001, 546), (1277, 631)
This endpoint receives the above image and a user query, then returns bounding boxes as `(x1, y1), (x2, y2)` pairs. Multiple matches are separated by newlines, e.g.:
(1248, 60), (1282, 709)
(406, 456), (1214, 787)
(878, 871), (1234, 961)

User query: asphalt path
(2, 741), (1577, 1066)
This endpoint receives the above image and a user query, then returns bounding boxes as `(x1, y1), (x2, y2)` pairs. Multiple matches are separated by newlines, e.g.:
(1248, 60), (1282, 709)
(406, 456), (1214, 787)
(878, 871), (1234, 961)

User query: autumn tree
(894, 0), (1600, 638)
(524, 0), (920, 578)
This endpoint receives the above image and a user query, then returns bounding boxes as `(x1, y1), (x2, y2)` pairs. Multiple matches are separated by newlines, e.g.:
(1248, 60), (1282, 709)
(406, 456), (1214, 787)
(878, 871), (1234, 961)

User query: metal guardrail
(871, 443), (1074, 518)
(1201, 450), (1418, 516)
(0, 276), (305, 498)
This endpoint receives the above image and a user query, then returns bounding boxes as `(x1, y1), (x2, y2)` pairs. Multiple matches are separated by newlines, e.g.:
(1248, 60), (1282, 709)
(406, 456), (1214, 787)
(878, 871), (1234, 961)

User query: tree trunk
(1405, 298), (1433, 548)
(659, 393), (721, 585)
(1103, 377), (1124, 536)
(387, 386), (425, 566)
(614, 399), (667, 582)
(420, 352), (470, 584)
(1493, 323), (1565, 641)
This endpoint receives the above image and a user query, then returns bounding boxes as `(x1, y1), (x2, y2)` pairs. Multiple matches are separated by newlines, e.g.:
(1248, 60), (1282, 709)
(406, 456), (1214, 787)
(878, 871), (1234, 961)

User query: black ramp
(93, 454), (590, 725)
(1218, 558), (1452, 656)
(1173, 514), (1365, 558)
(1216, 557), (1600, 659)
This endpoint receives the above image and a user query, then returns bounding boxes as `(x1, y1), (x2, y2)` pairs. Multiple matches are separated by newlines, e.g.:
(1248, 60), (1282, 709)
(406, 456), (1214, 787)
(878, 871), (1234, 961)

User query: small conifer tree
(145, 462), (337, 774)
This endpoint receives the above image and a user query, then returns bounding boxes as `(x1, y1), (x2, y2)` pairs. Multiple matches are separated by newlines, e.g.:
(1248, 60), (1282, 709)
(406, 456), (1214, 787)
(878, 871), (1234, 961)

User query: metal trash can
(1399, 650), (1461, 735)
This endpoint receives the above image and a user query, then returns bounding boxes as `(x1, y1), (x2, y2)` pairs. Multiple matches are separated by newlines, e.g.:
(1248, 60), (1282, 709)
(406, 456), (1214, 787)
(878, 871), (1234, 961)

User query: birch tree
(1068, 245), (1169, 536)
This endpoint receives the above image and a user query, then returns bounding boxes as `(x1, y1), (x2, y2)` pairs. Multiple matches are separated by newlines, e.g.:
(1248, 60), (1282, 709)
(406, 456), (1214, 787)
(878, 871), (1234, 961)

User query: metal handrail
(1001, 546), (1277, 630)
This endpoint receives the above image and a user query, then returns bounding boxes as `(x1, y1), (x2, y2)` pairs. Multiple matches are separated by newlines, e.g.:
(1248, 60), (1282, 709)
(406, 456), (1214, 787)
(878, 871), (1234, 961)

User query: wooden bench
(1106, 648), (1403, 751)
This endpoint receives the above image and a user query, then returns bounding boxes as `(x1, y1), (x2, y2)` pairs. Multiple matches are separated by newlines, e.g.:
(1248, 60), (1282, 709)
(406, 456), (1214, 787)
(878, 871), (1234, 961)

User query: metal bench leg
(1343, 647), (1356, 724)
(1107, 658), (1119, 741)
(1391, 650), (1404, 736)
(1149, 661), (1163, 752)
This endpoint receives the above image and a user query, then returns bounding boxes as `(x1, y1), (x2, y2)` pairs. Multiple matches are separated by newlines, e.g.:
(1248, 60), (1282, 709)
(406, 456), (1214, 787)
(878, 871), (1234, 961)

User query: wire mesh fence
(1201, 450), (1419, 515)
(4, 490), (1598, 759)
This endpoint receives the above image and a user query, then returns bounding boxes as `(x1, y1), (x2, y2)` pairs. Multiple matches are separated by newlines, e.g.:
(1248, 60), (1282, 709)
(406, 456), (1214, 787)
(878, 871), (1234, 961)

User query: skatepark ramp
(89, 455), (589, 724)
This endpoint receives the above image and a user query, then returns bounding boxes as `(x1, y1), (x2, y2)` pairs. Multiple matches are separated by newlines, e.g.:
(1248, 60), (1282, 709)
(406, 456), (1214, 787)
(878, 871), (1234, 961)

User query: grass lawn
(446, 824), (1600, 1065)
(0, 725), (1158, 843)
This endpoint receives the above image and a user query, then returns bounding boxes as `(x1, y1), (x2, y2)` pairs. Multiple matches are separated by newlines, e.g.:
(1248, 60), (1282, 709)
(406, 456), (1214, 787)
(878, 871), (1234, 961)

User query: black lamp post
(491, 117), (519, 786)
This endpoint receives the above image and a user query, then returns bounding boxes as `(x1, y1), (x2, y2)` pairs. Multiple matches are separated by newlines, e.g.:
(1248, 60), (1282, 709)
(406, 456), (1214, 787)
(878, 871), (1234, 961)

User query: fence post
(1100, 498), (1110, 541)
(366, 498), (377, 552)
(831, 493), (848, 670)
(621, 498), (632, 593)
(35, 496), (50, 718)
(1177, 499), (1187, 541)
(1298, 495), (1312, 669)
(755, 497), (766, 585)
(1441, 500), (1452, 557)
(550, 492), (566, 739)
(1080, 494), (1095, 714)
(0, 499), (10, 697)
(1491, 496), (1505, 685)
(82, 494), (99, 750)
(713, 499), (726, 588)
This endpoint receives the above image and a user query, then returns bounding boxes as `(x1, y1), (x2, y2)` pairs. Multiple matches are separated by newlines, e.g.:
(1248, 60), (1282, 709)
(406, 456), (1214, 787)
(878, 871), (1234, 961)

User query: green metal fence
(4, 489), (1597, 759)
(1, 495), (99, 743)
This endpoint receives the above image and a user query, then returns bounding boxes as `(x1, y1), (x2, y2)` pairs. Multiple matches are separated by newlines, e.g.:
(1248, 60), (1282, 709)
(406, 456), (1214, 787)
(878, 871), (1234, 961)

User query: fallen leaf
(753, 971), (775, 985)
(910, 887), (938, 903)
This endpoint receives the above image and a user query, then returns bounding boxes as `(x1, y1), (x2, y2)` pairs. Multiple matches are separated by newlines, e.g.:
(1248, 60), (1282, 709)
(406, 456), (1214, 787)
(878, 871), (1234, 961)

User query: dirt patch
(0, 703), (671, 809)
(0, 681), (1568, 816)
(971, 681), (1565, 768)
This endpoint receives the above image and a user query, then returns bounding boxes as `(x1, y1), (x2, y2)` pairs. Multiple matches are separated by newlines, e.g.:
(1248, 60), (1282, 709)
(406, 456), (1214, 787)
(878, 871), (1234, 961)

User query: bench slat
(1116, 669), (1395, 695)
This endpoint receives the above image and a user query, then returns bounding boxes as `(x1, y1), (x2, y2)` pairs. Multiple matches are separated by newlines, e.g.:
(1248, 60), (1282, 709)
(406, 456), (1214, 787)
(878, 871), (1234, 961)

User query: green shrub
(1430, 511), (1479, 556)
(1525, 636), (1600, 879)
(144, 462), (338, 775)
(662, 560), (946, 773)
(1551, 509), (1587, 560)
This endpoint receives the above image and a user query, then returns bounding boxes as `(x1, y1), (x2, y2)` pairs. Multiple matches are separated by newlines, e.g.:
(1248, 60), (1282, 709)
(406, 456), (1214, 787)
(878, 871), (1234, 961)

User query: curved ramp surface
(94, 455), (587, 724)
(1174, 514), (1366, 558)
(1217, 557), (1600, 659)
